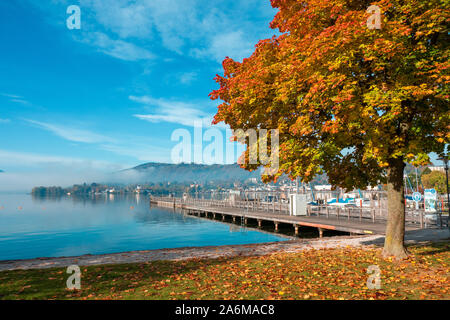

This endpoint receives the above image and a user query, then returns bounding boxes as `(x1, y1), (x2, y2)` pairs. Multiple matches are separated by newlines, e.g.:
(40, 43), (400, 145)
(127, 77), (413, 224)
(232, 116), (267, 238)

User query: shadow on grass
(0, 255), (244, 300)
(360, 228), (450, 248)
(409, 241), (450, 256)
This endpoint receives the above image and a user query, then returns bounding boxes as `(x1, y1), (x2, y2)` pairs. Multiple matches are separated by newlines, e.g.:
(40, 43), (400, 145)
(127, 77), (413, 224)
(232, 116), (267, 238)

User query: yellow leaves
(182, 244), (449, 300)
(379, 161), (389, 168)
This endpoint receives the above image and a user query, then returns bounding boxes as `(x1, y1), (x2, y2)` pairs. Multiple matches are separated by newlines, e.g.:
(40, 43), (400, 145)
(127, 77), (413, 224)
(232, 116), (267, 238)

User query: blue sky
(0, 1), (445, 191)
(0, 0), (277, 187)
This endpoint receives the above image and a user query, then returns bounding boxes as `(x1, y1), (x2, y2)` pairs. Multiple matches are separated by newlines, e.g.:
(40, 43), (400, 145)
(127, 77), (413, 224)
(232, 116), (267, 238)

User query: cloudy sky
(0, 0), (278, 188)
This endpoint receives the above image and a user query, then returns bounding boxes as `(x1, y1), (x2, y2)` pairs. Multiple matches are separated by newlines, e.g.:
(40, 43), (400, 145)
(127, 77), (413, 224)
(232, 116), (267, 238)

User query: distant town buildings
(315, 185), (333, 191)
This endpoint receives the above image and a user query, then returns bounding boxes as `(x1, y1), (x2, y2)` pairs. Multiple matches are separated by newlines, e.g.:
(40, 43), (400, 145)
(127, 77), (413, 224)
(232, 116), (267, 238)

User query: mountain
(124, 162), (261, 183)
(121, 162), (331, 185)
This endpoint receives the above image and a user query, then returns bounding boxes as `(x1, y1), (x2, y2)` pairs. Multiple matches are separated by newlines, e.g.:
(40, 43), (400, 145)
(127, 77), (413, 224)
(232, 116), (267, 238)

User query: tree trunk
(383, 158), (409, 260)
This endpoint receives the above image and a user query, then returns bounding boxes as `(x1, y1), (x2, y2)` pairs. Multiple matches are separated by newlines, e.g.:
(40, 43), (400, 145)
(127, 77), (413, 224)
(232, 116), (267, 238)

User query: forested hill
(126, 162), (261, 183)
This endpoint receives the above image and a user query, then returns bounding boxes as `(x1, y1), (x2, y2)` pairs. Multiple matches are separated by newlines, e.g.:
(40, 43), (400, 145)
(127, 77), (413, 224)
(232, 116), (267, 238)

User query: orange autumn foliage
(210, 0), (449, 189)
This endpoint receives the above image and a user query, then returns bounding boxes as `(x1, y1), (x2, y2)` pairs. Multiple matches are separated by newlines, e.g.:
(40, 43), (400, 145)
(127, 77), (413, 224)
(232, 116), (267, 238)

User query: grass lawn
(0, 242), (448, 300)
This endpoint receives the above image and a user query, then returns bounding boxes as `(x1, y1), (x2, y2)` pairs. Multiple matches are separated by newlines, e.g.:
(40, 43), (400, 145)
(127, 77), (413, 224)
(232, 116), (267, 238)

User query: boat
(327, 197), (357, 207)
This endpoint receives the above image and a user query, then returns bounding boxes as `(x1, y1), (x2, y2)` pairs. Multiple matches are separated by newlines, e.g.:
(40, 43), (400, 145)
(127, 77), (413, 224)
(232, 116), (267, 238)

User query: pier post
(318, 228), (324, 238)
(272, 194), (275, 213)
(232, 216), (236, 223)
(222, 214), (225, 221)
(244, 218), (248, 225)
(257, 220), (262, 228)
(274, 222), (279, 232)
(420, 211), (424, 228)
(213, 213), (216, 219)
(294, 225), (299, 236)
(378, 197), (382, 217)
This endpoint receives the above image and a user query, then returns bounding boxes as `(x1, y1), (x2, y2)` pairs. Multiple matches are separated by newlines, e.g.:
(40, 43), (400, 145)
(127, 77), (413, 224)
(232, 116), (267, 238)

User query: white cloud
(0, 93), (23, 99)
(81, 0), (154, 39)
(23, 118), (175, 163)
(80, 0), (199, 52)
(0, 149), (121, 169)
(9, 99), (31, 105)
(0, 93), (31, 106)
(0, 118), (11, 123)
(25, 119), (115, 144)
(178, 72), (198, 84)
(0, 149), (129, 192)
(0, 93), (45, 110)
(101, 143), (170, 163)
(81, 32), (155, 61)
(24, 0), (277, 64)
(61, 0), (274, 62)
(191, 30), (253, 62)
(130, 95), (213, 127)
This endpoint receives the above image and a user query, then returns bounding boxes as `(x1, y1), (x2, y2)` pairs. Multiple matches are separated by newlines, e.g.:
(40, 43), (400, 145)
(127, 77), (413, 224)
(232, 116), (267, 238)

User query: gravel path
(1, 228), (448, 271)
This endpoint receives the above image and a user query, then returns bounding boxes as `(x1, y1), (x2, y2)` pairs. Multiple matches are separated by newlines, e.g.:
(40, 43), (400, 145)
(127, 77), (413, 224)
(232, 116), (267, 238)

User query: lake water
(0, 193), (289, 261)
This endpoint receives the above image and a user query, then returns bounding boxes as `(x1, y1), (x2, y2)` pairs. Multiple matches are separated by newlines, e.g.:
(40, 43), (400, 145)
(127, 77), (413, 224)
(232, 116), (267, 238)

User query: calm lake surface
(0, 193), (289, 261)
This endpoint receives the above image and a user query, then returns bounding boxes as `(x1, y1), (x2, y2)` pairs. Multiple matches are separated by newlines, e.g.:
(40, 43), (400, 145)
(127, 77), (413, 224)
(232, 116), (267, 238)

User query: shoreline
(1, 228), (448, 272)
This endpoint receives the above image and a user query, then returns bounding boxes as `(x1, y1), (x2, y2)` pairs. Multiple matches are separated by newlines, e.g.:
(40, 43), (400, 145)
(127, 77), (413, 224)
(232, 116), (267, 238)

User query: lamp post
(438, 155), (449, 229)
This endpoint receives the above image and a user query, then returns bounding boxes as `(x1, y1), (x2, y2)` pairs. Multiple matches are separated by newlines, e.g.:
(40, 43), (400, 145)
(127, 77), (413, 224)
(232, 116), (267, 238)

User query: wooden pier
(150, 196), (425, 236)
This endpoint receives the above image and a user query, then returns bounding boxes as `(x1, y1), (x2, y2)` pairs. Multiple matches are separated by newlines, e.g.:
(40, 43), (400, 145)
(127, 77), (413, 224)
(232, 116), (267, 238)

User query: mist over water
(0, 168), (145, 193)
(0, 162), (261, 193)
(0, 193), (288, 261)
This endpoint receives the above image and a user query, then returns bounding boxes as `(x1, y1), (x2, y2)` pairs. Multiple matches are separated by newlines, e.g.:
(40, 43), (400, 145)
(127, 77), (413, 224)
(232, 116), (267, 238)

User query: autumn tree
(210, 0), (449, 259)
(422, 170), (448, 194)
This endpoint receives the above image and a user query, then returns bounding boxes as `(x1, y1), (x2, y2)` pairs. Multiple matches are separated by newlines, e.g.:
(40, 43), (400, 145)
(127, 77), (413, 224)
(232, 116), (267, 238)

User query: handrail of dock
(150, 194), (446, 230)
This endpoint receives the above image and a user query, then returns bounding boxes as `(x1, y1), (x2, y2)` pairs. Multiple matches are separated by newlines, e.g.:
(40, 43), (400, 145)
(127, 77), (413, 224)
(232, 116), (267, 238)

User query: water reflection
(0, 193), (288, 261)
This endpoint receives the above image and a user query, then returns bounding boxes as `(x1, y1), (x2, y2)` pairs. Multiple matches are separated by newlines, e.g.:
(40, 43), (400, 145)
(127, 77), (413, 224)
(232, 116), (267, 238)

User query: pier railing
(150, 194), (446, 229)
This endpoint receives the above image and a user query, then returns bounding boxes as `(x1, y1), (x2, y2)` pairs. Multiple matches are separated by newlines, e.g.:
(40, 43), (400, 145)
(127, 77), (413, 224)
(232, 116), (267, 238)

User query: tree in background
(422, 171), (448, 194)
(211, 0), (449, 259)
